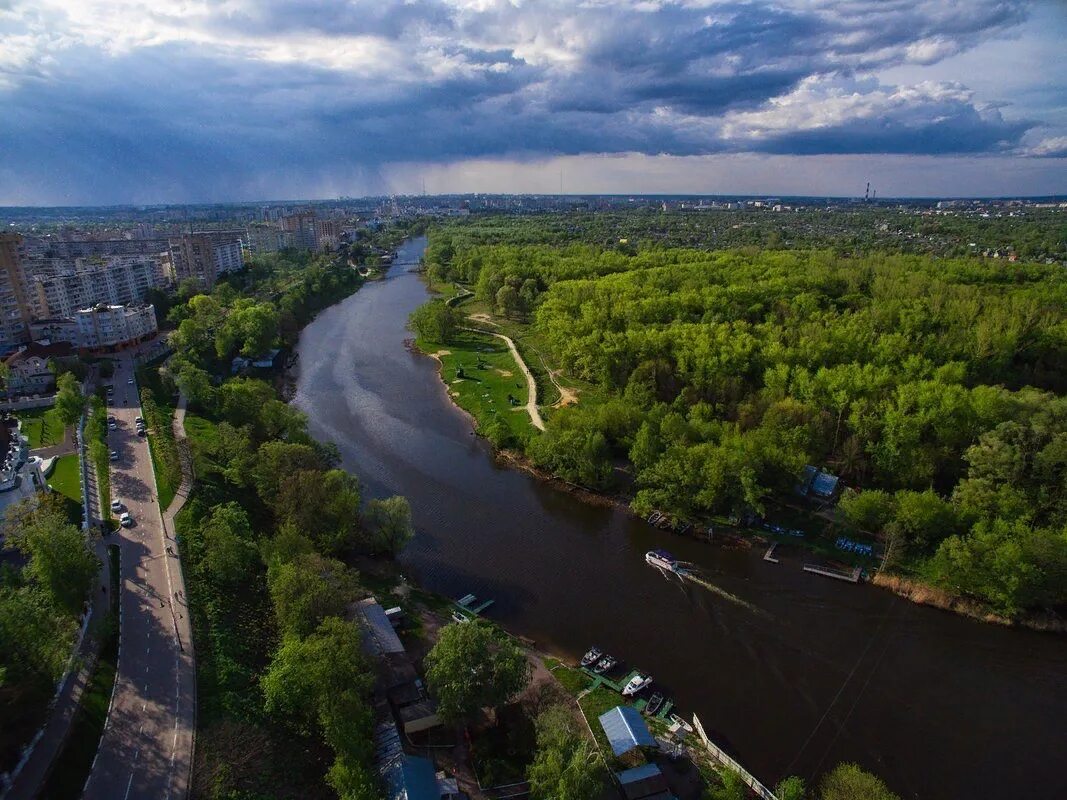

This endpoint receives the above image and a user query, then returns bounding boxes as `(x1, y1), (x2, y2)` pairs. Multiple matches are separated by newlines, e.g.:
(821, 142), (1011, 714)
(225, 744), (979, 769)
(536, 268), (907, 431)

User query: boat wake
(651, 561), (767, 617)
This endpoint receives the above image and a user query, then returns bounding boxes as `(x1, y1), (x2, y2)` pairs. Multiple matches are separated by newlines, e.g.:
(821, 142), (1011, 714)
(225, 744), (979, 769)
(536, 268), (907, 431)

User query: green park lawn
(416, 330), (536, 444)
(47, 454), (81, 503)
(15, 407), (66, 449)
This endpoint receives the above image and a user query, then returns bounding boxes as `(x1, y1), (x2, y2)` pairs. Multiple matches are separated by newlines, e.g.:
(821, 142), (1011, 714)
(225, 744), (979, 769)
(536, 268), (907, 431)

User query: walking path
(461, 326), (545, 431)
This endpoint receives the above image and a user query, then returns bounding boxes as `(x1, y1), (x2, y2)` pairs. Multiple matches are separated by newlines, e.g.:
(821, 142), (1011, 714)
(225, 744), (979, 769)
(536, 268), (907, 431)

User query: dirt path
(461, 326), (545, 432)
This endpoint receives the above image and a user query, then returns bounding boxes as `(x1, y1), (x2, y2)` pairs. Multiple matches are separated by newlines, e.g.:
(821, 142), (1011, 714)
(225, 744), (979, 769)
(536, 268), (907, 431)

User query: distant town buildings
(0, 234), (33, 353)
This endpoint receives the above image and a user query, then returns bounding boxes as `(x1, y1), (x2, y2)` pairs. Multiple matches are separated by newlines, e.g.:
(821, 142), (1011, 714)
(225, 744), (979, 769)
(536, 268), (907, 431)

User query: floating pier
(803, 564), (862, 583)
(763, 543), (780, 563)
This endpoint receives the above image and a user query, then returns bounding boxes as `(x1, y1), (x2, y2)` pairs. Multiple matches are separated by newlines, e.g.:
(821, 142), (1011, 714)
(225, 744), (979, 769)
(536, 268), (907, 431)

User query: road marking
(123, 773), (134, 800)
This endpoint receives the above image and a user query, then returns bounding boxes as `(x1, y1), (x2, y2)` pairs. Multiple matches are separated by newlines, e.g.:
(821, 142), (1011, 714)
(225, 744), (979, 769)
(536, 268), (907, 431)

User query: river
(293, 236), (1067, 800)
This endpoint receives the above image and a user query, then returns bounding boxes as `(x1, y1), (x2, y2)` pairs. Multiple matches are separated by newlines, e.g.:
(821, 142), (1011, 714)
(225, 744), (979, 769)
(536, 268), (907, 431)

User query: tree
(0, 586), (78, 684)
(9, 500), (98, 616)
(276, 469), (363, 553)
(705, 767), (747, 800)
(425, 620), (531, 723)
(365, 495), (414, 556)
(199, 503), (258, 589)
(267, 552), (357, 638)
(819, 763), (900, 800)
(53, 372), (84, 426)
(496, 284), (521, 317)
(410, 300), (459, 343)
(251, 441), (322, 500)
(176, 363), (215, 410)
(775, 776), (807, 800)
(839, 489), (896, 533)
(528, 706), (606, 800)
(262, 617), (373, 734)
(218, 378), (276, 429)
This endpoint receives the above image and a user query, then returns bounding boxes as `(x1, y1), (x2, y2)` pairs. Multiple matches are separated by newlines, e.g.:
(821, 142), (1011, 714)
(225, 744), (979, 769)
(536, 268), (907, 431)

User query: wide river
(294, 236), (1067, 800)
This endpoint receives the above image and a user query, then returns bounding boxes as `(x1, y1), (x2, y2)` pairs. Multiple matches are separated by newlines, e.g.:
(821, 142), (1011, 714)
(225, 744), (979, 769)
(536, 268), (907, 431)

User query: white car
(119, 512), (134, 527)
(127, 378), (135, 385)
(622, 673), (653, 697)
(108, 421), (117, 430)
(109, 450), (119, 461)
(111, 500), (124, 512)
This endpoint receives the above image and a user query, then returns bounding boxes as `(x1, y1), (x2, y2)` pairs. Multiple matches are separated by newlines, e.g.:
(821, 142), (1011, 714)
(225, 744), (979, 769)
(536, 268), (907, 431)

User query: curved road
(82, 355), (194, 800)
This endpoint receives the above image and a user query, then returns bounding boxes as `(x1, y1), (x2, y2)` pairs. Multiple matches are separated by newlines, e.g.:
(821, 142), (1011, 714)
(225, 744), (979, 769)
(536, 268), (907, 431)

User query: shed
(599, 705), (657, 757)
(357, 597), (406, 655)
(810, 470), (840, 498)
(617, 763), (672, 800)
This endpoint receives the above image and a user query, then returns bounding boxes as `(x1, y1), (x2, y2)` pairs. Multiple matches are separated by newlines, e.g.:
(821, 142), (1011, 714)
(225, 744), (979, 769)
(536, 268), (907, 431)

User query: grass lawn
(578, 687), (641, 770)
(416, 330), (536, 444)
(15, 407), (66, 449)
(48, 454), (81, 504)
(39, 547), (120, 800)
(543, 658), (591, 696)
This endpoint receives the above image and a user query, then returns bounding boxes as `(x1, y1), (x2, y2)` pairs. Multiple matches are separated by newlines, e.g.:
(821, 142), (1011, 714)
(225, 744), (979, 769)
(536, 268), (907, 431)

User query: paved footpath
(82, 357), (195, 800)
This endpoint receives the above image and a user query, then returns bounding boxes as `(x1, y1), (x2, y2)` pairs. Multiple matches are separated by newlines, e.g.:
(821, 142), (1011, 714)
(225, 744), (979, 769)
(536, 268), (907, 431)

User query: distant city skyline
(2, 1), (1065, 204)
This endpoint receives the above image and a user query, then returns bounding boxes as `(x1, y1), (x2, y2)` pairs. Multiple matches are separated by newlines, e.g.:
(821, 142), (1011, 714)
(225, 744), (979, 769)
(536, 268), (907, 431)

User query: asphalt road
(82, 356), (194, 800)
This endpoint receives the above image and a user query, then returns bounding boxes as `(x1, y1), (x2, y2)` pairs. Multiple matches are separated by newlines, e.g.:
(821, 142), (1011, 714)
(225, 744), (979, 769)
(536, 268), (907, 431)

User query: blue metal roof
(811, 470), (840, 498)
(618, 762), (664, 784)
(599, 705), (656, 756)
(384, 754), (438, 800)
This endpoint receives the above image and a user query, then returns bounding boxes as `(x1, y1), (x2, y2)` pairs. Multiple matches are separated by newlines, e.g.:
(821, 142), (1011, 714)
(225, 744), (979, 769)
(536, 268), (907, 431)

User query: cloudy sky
(1, 0), (1065, 204)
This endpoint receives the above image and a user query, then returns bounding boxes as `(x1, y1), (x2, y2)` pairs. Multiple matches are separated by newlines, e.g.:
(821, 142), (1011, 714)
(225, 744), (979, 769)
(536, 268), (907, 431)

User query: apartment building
(0, 233), (32, 353)
(31, 303), (158, 353)
(280, 212), (317, 250)
(246, 224), (293, 254)
(27, 255), (167, 318)
(23, 236), (169, 260)
(168, 231), (245, 288)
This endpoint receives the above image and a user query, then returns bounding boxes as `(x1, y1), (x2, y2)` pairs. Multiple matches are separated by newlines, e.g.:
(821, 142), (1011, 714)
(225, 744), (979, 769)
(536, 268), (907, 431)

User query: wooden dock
(763, 543), (779, 563)
(803, 564), (862, 583)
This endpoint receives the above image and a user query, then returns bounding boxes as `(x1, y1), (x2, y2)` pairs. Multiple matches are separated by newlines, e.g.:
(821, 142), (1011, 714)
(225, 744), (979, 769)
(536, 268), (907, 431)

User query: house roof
(4, 342), (74, 366)
(617, 763), (671, 800)
(599, 705), (656, 756)
(356, 597), (406, 655)
(384, 754), (439, 800)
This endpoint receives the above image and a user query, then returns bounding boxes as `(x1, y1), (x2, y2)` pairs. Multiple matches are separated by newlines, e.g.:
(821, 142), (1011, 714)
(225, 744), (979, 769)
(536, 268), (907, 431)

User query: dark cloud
(0, 0), (1055, 203)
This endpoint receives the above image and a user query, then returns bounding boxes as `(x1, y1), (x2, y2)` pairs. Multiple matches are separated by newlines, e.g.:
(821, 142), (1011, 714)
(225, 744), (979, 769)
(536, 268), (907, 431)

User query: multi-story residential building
(245, 224), (293, 254)
(280, 212), (317, 250)
(167, 231), (245, 288)
(31, 303), (158, 353)
(26, 255), (167, 318)
(315, 219), (340, 251)
(23, 236), (169, 260)
(0, 233), (32, 353)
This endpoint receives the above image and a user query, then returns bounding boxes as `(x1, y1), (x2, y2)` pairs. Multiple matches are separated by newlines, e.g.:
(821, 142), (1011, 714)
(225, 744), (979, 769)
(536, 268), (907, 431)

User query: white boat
(594, 655), (617, 674)
(645, 549), (678, 571)
(622, 673), (653, 696)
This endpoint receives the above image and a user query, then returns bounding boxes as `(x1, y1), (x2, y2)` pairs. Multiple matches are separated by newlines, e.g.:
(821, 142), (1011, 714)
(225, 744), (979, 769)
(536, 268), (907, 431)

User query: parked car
(134, 416), (144, 425)
(111, 500), (125, 513)
(108, 421), (117, 430)
(109, 450), (119, 461)
(119, 512), (134, 527)
(127, 379), (134, 385)
(137, 428), (147, 437)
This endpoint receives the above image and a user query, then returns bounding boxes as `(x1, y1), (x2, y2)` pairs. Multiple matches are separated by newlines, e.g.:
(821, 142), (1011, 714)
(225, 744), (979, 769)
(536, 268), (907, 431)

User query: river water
(293, 236), (1067, 800)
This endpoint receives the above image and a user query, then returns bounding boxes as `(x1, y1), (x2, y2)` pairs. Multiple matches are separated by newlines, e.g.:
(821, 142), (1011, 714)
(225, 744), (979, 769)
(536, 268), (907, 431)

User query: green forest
(423, 216), (1067, 619)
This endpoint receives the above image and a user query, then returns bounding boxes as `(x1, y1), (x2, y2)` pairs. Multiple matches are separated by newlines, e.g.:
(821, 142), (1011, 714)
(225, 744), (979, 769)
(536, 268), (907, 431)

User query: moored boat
(581, 646), (603, 667)
(593, 655), (618, 674)
(623, 672), (653, 696)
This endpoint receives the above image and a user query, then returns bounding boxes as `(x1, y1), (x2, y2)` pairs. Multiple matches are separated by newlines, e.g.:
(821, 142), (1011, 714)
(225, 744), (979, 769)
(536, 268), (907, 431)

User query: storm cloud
(0, 0), (1062, 202)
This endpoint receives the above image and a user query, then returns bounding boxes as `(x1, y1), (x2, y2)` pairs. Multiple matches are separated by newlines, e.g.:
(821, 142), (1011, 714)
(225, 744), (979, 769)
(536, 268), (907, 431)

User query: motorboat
(645, 549), (678, 571)
(593, 655), (617, 674)
(622, 672), (653, 696)
(581, 646), (603, 667)
(646, 692), (665, 716)
(648, 511), (663, 524)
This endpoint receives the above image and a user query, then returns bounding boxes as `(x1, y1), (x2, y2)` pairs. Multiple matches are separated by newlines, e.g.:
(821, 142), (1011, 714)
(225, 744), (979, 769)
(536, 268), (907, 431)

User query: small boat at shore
(581, 646), (603, 667)
(623, 672), (653, 697)
(646, 692), (665, 716)
(646, 549), (679, 572)
(594, 655), (618, 674)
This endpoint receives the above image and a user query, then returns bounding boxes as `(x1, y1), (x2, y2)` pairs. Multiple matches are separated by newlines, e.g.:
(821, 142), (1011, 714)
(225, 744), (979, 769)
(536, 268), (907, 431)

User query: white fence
(692, 715), (778, 800)
(1, 395), (56, 412)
